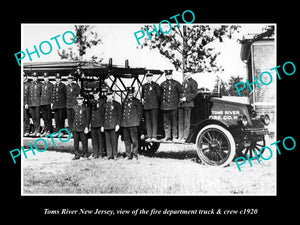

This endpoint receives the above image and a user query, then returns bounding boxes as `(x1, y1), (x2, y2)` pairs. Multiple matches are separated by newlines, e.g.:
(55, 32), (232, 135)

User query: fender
(187, 119), (230, 143)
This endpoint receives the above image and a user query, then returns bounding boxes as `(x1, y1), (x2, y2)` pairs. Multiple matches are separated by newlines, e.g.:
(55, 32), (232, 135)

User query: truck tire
(195, 124), (236, 167)
(236, 137), (266, 159)
(139, 140), (160, 155)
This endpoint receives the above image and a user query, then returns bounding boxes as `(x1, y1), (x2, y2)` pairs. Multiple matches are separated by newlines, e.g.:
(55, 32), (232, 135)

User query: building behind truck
(240, 28), (275, 133)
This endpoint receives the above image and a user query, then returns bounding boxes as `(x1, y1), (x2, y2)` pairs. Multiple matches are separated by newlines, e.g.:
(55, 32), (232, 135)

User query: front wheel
(236, 137), (266, 159)
(195, 124), (236, 167)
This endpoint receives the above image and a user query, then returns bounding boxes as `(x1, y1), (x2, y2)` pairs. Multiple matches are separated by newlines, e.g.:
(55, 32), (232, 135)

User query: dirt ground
(22, 138), (276, 195)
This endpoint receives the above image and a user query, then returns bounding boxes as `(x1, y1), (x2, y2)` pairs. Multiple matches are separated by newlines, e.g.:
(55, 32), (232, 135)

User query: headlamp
(260, 114), (270, 126)
(237, 115), (248, 127)
(241, 115), (248, 127)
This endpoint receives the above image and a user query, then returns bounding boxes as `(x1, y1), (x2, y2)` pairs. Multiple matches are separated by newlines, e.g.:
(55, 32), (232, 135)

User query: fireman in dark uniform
(40, 73), (54, 137)
(27, 72), (42, 137)
(90, 89), (105, 158)
(51, 73), (66, 137)
(66, 74), (81, 135)
(23, 73), (31, 137)
(141, 72), (160, 142)
(178, 73), (198, 143)
(121, 87), (143, 160)
(72, 95), (90, 160)
(160, 71), (182, 142)
(100, 90), (122, 160)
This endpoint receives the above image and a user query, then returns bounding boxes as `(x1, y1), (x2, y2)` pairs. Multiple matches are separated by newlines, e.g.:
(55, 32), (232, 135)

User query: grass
(22, 142), (276, 195)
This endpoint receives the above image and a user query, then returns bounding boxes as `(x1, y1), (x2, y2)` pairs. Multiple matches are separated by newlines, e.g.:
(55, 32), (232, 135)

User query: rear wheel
(195, 124), (236, 167)
(139, 140), (160, 155)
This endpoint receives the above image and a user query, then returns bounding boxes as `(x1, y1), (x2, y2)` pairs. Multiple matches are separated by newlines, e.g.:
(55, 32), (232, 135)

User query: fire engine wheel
(236, 137), (266, 159)
(139, 140), (160, 155)
(196, 124), (236, 167)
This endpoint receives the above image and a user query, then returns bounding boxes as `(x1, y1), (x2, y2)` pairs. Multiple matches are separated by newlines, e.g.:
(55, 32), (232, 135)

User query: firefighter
(23, 73), (31, 137)
(160, 71), (182, 142)
(66, 74), (80, 135)
(40, 73), (54, 137)
(121, 87), (143, 160)
(100, 90), (121, 160)
(27, 72), (42, 137)
(178, 73), (198, 143)
(90, 89), (105, 158)
(51, 73), (66, 138)
(72, 95), (90, 160)
(141, 72), (160, 142)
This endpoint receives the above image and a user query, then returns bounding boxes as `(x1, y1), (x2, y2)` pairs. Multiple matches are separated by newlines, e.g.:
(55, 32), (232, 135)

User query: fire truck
(23, 59), (270, 167)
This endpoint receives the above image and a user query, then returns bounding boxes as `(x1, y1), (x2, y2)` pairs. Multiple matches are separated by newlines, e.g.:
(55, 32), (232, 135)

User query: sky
(22, 23), (271, 90)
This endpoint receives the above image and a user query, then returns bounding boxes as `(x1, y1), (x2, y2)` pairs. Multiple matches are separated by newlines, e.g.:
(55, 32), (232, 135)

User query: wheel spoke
(244, 148), (249, 155)
(210, 130), (216, 139)
(254, 146), (260, 152)
(211, 152), (216, 161)
(249, 149), (253, 158)
(220, 146), (229, 152)
(221, 150), (228, 158)
(256, 143), (265, 147)
(206, 131), (213, 141)
(206, 153), (212, 159)
(202, 146), (209, 151)
(202, 136), (211, 144)
(216, 152), (224, 160)
(214, 131), (220, 141)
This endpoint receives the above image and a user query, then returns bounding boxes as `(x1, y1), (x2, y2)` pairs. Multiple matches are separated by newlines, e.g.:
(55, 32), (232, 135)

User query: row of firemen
(23, 71), (198, 160)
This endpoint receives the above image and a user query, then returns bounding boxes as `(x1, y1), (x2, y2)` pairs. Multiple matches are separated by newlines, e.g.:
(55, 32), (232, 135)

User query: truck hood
(209, 97), (252, 126)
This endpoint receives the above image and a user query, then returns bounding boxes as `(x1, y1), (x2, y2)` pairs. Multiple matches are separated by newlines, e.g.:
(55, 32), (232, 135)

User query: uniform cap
(126, 86), (135, 93)
(67, 74), (74, 79)
(101, 87), (108, 93)
(43, 73), (48, 77)
(146, 71), (153, 77)
(77, 95), (84, 100)
(106, 89), (113, 95)
(164, 70), (173, 75)
(92, 88), (100, 95)
(32, 72), (38, 77)
(55, 73), (61, 78)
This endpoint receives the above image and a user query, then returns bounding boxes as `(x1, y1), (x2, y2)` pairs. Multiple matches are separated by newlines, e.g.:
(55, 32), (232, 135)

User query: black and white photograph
(4, 3), (299, 220)
(20, 23), (277, 195)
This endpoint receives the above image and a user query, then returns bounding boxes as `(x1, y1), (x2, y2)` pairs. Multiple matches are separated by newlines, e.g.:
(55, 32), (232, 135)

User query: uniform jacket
(160, 79), (182, 110)
(90, 97), (105, 128)
(52, 82), (66, 109)
(28, 81), (42, 107)
(121, 97), (143, 127)
(100, 100), (122, 130)
(23, 81), (30, 105)
(66, 82), (81, 109)
(179, 77), (198, 108)
(72, 104), (90, 132)
(142, 81), (160, 110)
(40, 81), (54, 106)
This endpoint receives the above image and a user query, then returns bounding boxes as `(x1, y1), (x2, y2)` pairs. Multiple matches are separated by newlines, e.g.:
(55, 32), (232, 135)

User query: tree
(138, 25), (240, 76)
(216, 76), (251, 97)
(58, 25), (103, 61)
